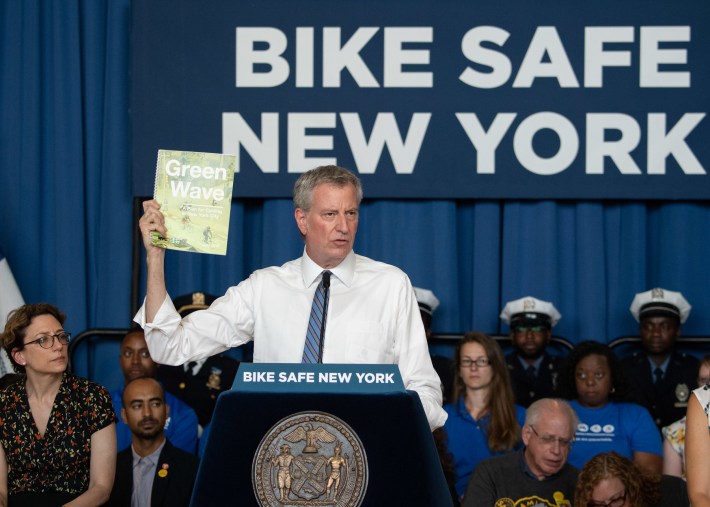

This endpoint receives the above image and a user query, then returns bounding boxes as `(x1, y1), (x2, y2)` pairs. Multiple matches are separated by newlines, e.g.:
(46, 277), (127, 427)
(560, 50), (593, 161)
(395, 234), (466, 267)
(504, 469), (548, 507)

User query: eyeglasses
(529, 425), (574, 449)
(587, 490), (626, 507)
(514, 326), (545, 334)
(23, 332), (71, 349)
(460, 357), (491, 369)
(698, 377), (710, 386)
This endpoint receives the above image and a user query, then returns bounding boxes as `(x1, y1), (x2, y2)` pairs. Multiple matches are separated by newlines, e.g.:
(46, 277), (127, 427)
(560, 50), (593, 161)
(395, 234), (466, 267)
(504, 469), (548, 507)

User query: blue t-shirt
(111, 386), (199, 454)
(444, 397), (526, 498)
(568, 400), (662, 470)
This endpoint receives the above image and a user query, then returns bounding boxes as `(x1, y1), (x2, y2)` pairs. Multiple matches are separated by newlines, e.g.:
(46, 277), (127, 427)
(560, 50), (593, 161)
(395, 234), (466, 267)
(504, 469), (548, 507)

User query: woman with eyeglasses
(575, 451), (689, 507)
(443, 332), (526, 499)
(558, 341), (662, 475)
(0, 303), (117, 506)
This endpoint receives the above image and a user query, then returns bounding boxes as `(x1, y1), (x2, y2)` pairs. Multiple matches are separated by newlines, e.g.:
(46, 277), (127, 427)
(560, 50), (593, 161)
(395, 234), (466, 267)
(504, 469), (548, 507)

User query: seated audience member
(662, 354), (710, 479)
(462, 398), (579, 507)
(623, 288), (697, 430)
(500, 296), (564, 408)
(558, 340), (662, 474)
(444, 332), (526, 499)
(0, 303), (117, 506)
(414, 286), (454, 404)
(106, 377), (199, 507)
(157, 292), (239, 429)
(685, 382), (710, 507)
(112, 329), (198, 454)
(575, 451), (689, 507)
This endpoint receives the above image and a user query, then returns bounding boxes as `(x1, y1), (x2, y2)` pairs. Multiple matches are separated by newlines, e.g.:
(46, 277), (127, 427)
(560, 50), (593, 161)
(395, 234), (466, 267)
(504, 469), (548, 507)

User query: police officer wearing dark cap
(500, 296), (563, 408)
(622, 287), (697, 431)
(157, 292), (240, 428)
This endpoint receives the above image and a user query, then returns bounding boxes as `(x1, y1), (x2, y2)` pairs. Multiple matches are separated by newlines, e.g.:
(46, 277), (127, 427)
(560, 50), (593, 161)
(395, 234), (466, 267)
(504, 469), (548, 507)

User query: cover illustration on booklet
(151, 149), (236, 255)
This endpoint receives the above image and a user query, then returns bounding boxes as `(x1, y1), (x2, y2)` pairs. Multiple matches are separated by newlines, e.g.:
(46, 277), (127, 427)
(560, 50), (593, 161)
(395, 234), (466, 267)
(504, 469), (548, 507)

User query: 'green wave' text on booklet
(151, 149), (235, 255)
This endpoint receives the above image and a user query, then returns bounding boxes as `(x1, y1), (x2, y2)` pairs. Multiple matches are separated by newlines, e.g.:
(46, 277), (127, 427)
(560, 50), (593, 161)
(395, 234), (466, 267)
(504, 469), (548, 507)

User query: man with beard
(623, 287), (696, 430)
(500, 296), (563, 408)
(111, 329), (198, 454)
(106, 377), (199, 507)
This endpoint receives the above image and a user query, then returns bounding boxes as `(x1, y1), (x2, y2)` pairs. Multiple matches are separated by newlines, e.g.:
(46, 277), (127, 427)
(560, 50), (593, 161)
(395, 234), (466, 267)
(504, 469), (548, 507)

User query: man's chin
(135, 429), (162, 440)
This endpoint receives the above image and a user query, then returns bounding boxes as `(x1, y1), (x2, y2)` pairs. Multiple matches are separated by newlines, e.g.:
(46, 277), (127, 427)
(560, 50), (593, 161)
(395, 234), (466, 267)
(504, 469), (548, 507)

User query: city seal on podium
(252, 411), (368, 506)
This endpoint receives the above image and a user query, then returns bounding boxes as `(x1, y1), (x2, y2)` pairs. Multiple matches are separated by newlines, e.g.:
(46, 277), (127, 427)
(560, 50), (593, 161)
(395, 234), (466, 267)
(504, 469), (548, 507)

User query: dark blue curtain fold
(1, 1), (709, 344)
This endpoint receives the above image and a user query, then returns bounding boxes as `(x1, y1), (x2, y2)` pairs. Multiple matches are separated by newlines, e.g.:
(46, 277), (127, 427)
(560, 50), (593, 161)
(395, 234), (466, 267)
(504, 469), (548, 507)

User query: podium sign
(233, 363), (405, 393)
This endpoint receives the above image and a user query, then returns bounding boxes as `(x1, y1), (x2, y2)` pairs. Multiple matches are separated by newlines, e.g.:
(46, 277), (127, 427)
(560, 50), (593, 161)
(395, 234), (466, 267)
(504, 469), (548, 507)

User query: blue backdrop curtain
(1, 1), (709, 344)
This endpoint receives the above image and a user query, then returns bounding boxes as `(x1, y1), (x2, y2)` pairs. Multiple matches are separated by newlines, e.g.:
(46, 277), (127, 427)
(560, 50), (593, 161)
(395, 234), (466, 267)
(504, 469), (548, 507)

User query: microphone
(317, 271), (331, 363)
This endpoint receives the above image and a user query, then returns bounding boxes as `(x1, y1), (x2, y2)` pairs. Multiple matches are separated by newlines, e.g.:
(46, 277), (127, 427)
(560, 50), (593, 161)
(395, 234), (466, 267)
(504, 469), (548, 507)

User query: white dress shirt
(135, 249), (446, 430)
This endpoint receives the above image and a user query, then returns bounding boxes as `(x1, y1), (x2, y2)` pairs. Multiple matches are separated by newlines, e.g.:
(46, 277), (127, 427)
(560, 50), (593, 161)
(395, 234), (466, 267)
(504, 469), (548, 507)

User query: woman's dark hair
(1, 303), (66, 374)
(556, 340), (633, 403)
(452, 331), (520, 452)
(575, 451), (660, 507)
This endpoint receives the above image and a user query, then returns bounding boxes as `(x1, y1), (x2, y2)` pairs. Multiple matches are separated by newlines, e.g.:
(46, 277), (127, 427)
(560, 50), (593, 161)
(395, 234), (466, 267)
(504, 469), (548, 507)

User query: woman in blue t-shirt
(558, 340), (662, 475)
(443, 332), (526, 499)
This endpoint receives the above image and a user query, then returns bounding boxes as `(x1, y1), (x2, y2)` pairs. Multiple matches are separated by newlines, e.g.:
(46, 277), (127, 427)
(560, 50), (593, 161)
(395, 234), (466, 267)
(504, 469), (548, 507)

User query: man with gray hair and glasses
(136, 165), (446, 430)
(462, 398), (579, 506)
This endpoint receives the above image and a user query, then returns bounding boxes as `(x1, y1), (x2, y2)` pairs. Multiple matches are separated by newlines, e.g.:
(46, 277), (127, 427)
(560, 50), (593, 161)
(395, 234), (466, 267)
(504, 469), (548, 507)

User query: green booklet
(151, 149), (236, 255)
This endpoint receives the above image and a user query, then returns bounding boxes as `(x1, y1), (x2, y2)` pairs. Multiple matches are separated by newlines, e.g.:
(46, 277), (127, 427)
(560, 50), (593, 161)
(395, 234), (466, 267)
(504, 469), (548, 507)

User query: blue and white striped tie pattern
(302, 271), (331, 364)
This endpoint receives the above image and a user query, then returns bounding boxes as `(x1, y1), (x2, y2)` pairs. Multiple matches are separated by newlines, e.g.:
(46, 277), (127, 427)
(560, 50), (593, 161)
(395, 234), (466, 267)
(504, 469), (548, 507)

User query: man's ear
(521, 425), (532, 447)
(121, 408), (128, 425)
(294, 208), (308, 236)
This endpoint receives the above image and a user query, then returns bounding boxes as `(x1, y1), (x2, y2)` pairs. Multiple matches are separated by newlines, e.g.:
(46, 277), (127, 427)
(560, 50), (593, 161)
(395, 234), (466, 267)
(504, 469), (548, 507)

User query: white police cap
(500, 296), (561, 328)
(630, 287), (691, 324)
(413, 287), (440, 316)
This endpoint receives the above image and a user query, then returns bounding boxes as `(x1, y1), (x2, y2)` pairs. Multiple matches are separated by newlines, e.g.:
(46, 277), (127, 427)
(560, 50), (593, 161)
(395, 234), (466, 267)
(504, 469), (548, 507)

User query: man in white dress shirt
(135, 165), (446, 430)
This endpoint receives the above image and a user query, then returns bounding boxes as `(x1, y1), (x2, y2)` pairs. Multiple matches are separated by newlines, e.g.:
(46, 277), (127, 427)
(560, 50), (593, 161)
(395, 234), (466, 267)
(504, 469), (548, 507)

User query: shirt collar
(132, 437), (167, 467)
(517, 354), (544, 373)
(301, 248), (355, 288)
(648, 355), (671, 374)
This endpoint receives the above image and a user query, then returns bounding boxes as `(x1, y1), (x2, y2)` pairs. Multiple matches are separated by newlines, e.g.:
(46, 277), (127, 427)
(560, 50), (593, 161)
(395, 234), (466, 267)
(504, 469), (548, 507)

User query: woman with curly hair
(575, 451), (688, 507)
(0, 303), (117, 506)
(443, 332), (525, 499)
(557, 340), (662, 475)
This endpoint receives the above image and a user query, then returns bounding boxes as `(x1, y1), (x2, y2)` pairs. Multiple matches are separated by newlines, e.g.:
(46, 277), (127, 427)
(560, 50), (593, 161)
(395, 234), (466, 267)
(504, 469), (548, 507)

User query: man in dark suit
(500, 296), (563, 408)
(157, 292), (240, 428)
(623, 287), (697, 430)
(106, 377), (199, 507)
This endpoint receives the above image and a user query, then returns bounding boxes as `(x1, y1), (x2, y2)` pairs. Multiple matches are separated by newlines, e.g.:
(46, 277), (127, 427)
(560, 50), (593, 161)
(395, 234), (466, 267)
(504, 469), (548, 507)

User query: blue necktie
(302, 271), (331, 364)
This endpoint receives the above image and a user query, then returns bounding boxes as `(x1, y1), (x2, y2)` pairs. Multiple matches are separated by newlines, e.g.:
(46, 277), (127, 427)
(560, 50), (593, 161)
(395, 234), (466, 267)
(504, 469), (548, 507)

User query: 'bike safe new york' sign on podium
(232, 363), (405, 394)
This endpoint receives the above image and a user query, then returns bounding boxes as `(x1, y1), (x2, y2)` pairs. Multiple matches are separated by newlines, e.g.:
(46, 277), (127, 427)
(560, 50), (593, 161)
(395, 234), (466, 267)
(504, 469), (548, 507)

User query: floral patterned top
(662, 416), (686, 480)
(0, 372), (117, 496)
(693, 384), (710, 429)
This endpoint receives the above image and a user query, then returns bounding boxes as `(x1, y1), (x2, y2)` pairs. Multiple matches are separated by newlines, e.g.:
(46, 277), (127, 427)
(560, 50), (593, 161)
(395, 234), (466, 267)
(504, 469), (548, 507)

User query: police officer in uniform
(500, 296), (563, 408)
(157, 292), (240, 428)
(413, 287), (454, 405)
(622, 287), (696, 431)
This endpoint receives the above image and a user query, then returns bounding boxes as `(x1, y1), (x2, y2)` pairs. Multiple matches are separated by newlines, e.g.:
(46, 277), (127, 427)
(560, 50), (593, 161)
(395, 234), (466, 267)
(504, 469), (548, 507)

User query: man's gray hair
(293, 165), (363, 211)
(525, 398), (579, 436)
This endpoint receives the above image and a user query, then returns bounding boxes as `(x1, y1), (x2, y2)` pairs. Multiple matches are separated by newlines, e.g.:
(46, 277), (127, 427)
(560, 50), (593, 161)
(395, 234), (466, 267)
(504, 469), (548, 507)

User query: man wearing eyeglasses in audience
(462, 398), (579, 507)
(500, 296), (563, 408)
